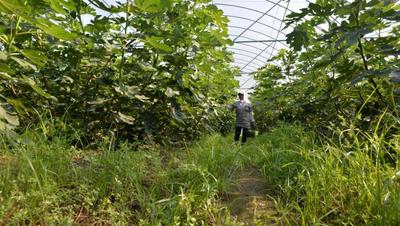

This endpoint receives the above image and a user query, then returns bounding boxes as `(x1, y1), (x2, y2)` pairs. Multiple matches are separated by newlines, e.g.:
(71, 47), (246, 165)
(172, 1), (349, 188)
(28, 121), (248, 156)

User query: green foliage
(0, 119), (243, 225)
(1, 116), (399, 224)
(0, 0), (238, 144)
(253, 120), (400, 225)
(252, 0), (400, 135)
(248, 2), (400, 223)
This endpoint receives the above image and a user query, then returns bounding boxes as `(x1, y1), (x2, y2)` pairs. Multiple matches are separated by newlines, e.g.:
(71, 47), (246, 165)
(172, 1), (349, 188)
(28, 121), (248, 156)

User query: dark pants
(234, 127), (248, 143)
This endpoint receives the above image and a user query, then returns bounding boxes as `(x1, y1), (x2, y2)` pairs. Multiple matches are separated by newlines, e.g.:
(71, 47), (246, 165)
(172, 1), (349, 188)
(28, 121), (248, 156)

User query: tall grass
(0, 115), (399, 225)
(247, 119), (400, 225)
(0, 120), (245, 225)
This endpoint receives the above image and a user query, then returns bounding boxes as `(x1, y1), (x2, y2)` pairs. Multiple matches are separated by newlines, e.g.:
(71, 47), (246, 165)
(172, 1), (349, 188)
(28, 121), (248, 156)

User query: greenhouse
(0, 0), (399, 225)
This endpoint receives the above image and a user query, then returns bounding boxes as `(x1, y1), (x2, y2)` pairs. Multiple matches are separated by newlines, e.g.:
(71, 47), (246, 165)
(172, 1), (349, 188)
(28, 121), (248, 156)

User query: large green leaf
(0, 72), (13, 81)
(35, 18), (78, 41)
(88, 0), (112, 12)
(145, 36), (173, 52)
(44, 0), (67, 15)
(7, 98), (28, 115)
(59, 0), (76, 11)
(21, 49), (48, 67)
(0, 105), (19, 128)
(37, 24), (78, 41)
(0, 0), (30, 13)
(134, 0), (172, 13)
(22, 76), (56, 100)
(0, 63), (15, 75)
(10, 56), (37, 71)
(286, 28), (309, 51)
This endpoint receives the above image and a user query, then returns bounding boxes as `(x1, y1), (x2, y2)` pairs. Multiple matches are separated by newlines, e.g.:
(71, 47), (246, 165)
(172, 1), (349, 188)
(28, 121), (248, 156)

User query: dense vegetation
(1, 122), (399, 225)
(249, 0), (400, 224)
(0, 0), (238, 145)
(0, 0), (399, 225)
(252, 0), (400, 133)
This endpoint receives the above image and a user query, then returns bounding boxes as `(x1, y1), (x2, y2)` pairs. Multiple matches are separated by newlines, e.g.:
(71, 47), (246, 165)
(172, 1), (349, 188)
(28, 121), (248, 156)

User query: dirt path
(220, 167), (280, 225)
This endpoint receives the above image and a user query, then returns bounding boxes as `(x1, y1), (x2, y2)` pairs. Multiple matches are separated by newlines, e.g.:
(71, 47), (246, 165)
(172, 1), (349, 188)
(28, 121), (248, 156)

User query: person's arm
(249, 105), (256, 127)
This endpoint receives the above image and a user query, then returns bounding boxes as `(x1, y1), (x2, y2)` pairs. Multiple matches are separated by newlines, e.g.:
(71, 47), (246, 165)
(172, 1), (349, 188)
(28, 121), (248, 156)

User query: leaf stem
(354, 1), (387, 106)
(8, 16), (21, 50)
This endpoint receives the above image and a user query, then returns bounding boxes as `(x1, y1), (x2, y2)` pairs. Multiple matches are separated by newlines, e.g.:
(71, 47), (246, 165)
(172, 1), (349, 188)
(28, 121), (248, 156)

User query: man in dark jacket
(229, 92), (255, 144)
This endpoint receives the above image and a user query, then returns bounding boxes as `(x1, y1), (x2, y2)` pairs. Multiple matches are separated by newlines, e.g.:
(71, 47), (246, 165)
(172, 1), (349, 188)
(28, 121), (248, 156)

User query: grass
(249, 122), (400, 225)
(0, 128), (244, 225)
(0, 120), (399, 225)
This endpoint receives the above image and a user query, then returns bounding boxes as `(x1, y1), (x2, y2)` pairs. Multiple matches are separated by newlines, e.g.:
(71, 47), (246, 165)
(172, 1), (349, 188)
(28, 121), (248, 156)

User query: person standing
(229, 92), (255, 144)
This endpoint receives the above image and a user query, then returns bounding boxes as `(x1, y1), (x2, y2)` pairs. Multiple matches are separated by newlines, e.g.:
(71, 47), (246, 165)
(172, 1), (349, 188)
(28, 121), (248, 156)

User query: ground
(220, 166), (280, 225)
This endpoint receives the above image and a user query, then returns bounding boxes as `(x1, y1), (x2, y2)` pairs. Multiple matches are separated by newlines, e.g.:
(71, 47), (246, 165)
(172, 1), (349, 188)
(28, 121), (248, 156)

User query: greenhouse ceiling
(212, 0), (311, 91)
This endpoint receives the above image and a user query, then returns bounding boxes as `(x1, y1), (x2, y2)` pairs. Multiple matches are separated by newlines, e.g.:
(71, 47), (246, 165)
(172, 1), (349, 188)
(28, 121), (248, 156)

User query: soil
(220, 166), (281, 225)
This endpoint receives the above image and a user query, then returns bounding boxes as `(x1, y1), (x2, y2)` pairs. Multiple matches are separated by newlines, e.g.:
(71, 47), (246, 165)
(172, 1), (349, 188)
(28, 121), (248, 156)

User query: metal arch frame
(240, 83), (255, 89)
(233, 59), (261, 67)
(229, 25), (288, 47)
(229, 34), (281, 48)
(232, 61), (261, 71)
(231, 0), (284, 42)
(229, 42), (281, 55)
(264, 0), (296, 14)
(214, 3), (293, 27)
(241, 85), (257, 90)
(235, 68), (259, 74)
(237, 69), (254, 73)
(267, 0), (290, 60)
(237, 71), (255, 76)
(236, 73), (253, 78)
(239, 80), (257, 88)
(263, 0), (329, 33)
(210, 0), (312, 90)
(233, 42), (273, 54)
(236, 75), (256, 83)
(232, 53), (266, 64)
(234, 58), (264, 68)
(233, 66), (254, 72)
(228, 25), (282, 43)
(240, 41), (274, 72)
(234, 40), (286, 44)
(226, 15), (287, 38)
(228, 47), (269, 61)
(234, 46), (274, 65)
(240, 0), (291, 88)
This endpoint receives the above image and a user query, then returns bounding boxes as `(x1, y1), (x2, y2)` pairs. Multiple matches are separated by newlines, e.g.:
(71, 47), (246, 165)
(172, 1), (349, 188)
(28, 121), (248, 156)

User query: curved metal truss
(214, 3), (292, 27)
(234, 58), (265, 68)
(233, 53), (267, 64)
(229, 34), (280, 56)
(225, 15), (286, 37)
(228, 25), (288, 46)
(228, 47), (269, 60)
(213, 0), (312, 91)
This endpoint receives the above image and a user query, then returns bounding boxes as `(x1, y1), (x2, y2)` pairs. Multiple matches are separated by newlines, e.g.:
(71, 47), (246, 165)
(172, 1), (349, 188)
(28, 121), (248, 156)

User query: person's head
(238, 92), (244, 101)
